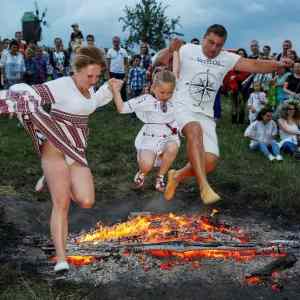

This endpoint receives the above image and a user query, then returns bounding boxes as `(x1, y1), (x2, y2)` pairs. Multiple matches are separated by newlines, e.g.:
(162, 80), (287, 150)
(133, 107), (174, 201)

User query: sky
(0, 0), (300, 54)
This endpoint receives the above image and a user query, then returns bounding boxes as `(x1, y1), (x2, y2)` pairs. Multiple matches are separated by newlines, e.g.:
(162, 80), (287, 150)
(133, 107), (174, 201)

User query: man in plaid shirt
(128, 55), (146, 98)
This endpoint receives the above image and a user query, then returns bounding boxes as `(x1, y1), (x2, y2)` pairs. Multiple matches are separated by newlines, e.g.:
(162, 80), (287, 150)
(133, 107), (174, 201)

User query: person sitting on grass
(278, 101), (300, 156)
(110, 70), (180, 192)
(244, 107), (283, 161)
(247, 81), (267, 123)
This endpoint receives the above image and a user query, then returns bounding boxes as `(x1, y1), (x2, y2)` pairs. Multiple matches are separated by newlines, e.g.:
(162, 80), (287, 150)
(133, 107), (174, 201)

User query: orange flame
(51, 256), (96, 266)
(77, 213), (249, 245)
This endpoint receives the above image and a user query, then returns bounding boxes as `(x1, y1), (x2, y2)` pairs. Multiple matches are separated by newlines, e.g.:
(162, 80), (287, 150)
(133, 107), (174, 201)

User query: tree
(119, 0), (182, 51)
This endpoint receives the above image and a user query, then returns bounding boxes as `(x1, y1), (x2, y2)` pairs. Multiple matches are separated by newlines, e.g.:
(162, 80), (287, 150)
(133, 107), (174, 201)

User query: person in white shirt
(0, 47), (122, 273)
(247, 82), (267, 123)
(107, 36), (129, 100)
(278, 101), (300, 155)
(111, 70), (180, 192)
(244, 107), (283, 161)
(154, 24), (293, 205)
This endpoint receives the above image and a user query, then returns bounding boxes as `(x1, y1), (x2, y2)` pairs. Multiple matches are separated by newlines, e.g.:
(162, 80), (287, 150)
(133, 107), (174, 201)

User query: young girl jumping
(110, 70), (180, 192)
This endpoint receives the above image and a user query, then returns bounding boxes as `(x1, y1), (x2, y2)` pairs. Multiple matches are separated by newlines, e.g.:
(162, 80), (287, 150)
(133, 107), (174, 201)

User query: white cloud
(0, 0), (299, 53)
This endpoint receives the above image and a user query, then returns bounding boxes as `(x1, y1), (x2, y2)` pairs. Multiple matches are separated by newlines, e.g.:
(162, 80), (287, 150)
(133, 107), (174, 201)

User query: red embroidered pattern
(32, 84), (55, 105)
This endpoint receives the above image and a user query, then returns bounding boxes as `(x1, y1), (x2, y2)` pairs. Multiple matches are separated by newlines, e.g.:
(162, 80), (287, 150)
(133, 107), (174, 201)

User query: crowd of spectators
(0, 25), (299, 161)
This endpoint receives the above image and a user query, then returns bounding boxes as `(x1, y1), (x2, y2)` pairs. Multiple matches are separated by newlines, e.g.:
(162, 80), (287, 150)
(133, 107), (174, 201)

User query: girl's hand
(251, 107), (256, 113)
(108, 78), (123, 92)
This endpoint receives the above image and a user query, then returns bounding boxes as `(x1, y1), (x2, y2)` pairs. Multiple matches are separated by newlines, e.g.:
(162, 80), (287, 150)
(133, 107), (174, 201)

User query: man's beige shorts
(174, 104), (220, 157)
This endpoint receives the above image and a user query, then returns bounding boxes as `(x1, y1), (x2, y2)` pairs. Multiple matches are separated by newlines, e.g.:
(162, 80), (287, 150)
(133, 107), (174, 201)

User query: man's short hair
(204, 24), (227, 40)
(250, 40), (259, 46)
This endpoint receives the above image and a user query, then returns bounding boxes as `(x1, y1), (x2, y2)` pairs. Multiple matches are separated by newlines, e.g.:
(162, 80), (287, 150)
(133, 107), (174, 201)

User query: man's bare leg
(164, 122), (220, 204)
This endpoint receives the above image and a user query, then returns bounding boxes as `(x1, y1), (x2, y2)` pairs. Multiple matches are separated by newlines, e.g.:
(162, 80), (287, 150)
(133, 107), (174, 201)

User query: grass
(0, 97), (299, 298)
(0, 98), (299, 216)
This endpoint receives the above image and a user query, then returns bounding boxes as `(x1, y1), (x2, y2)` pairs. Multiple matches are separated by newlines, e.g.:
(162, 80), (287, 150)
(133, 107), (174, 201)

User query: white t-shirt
(278, 118), (300, 144)
(122, 94), (177, 132)
(106, 48), (128, 74)
(174, 43), (240, 117)
(10, 77), (113, 116)
(121, 94), (179, 154)
(244, 120), (278, 145)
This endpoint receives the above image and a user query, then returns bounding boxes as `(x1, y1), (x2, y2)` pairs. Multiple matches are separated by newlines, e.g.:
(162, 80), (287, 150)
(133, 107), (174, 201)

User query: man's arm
(153, 38), (183, 68)
(235, 57), (293, 74)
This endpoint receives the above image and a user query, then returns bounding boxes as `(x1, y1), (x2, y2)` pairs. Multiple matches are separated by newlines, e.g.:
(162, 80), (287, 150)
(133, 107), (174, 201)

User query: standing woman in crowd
(0, 47), (122, 273)
(0, 39), (25, 88)
(223, 48), (251, 124)
(49, 38), (70, 79)
(278, 101), (300, 155)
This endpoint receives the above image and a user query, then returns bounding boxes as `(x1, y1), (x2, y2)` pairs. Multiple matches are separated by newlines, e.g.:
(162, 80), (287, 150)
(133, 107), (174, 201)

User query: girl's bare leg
(137, 150), (156, 175)
(157, 142), (179, 176)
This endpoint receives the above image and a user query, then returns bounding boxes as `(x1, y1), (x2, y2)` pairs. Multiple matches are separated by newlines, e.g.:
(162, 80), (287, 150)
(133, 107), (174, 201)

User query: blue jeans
(250, 141), (280, 158)
(281, 141), (297, 154)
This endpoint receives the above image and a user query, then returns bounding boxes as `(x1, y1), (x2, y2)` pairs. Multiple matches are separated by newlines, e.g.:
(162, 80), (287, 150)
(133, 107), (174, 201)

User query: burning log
(245, 253), (298, 290)
(246, 253), (297, 278)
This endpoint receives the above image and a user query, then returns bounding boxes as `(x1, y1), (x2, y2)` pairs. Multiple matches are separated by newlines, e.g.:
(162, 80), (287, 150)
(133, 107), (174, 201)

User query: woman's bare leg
(69, 162), (95, 209)
(41, 142), (72, 263)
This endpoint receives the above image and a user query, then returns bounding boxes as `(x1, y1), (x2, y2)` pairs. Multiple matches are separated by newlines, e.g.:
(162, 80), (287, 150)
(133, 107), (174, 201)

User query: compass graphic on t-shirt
(187, 69), (218, 107)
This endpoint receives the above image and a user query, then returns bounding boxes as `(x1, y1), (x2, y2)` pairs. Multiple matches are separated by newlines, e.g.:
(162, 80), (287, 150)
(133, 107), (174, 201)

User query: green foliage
(119, 0), (182, 51)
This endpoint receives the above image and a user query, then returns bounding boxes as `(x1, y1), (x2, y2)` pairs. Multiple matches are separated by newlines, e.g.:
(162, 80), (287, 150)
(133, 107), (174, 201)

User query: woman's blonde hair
(152, 69), (176, 87)
(72, 46), (106, 72)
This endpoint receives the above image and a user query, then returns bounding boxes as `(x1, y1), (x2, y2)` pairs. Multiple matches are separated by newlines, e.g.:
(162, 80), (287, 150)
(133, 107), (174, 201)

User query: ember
(73, 213), (289, 269)
(50, 213), (298, 292)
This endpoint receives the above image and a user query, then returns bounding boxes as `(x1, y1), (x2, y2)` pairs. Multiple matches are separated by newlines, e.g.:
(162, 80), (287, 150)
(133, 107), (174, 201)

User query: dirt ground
(1, 188), (300, 300)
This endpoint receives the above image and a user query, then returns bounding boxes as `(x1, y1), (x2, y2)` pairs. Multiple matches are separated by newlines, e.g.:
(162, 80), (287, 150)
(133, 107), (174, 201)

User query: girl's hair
(256, 106), (273, 121)
(279, 100), (300, 121)
(72, 46), (106, 72)
(152, 70), (176, 87)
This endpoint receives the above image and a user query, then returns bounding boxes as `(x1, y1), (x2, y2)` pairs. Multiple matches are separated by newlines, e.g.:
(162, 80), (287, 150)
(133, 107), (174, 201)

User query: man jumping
(154, 24), (293, 205)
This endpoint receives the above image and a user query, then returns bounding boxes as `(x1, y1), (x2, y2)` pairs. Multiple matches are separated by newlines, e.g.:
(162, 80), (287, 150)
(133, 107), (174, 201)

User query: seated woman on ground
(278, 101), (300, 156)
(110, 70), (180, 192)
(244, 107), (283, 161)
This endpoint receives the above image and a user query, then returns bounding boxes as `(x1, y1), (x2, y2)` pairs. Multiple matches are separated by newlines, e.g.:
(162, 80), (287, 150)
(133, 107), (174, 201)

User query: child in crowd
(244, 107), (283, 161)
(111, 70), (180, 192)
(128, 54), (146, 98)
(247, 81), (267, 123)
